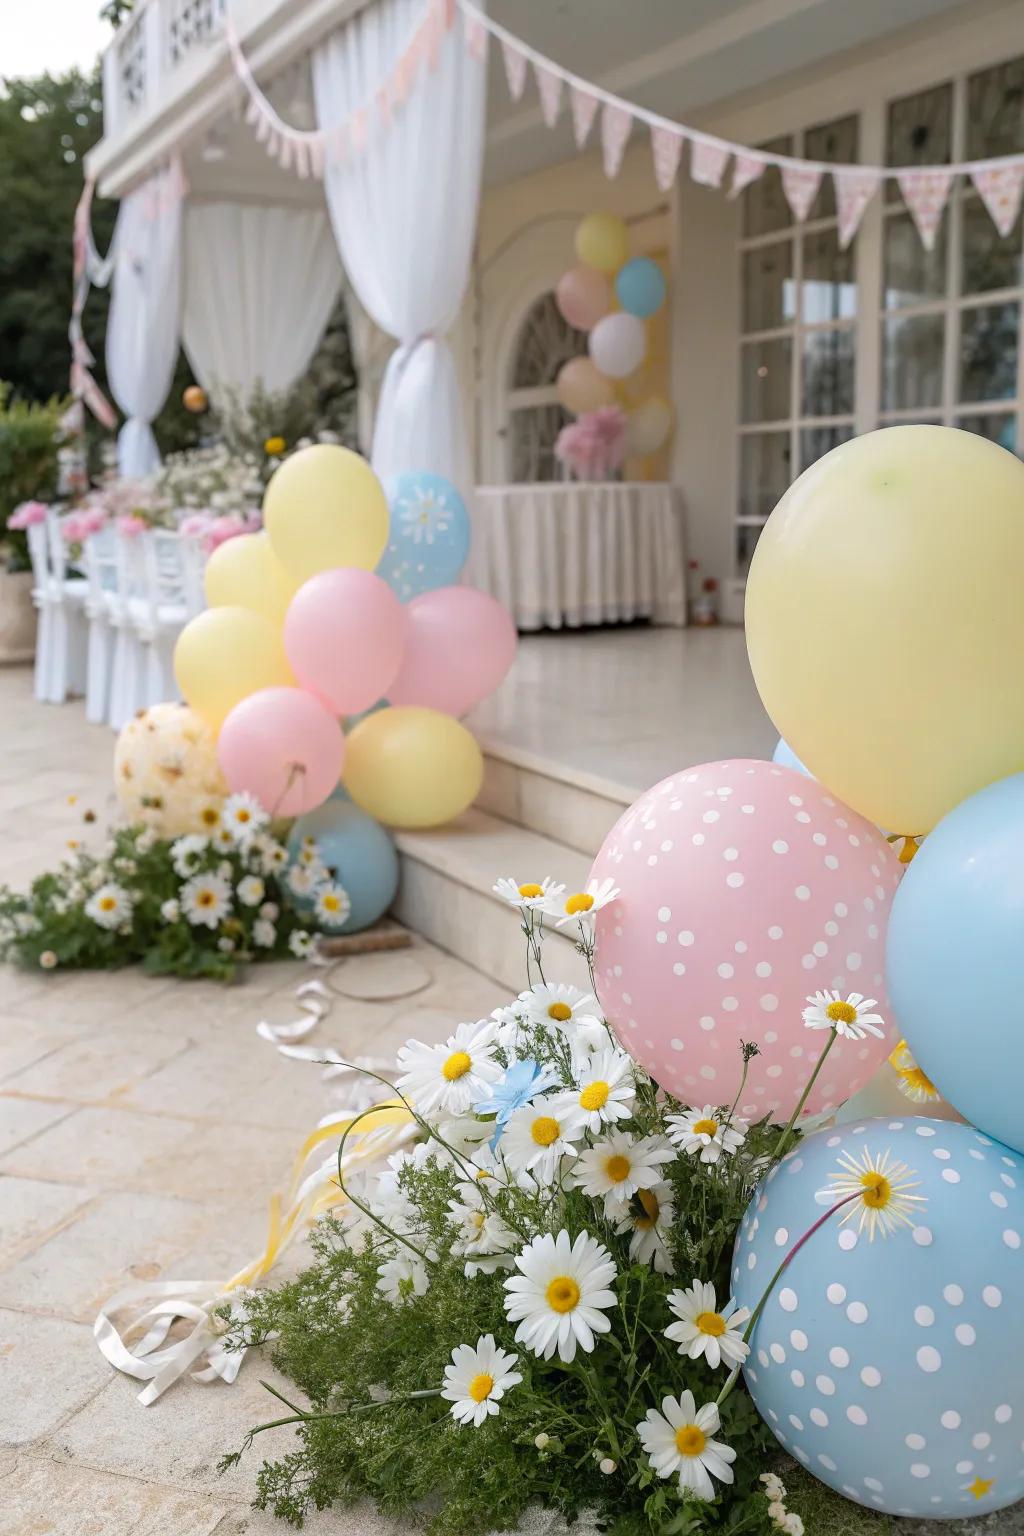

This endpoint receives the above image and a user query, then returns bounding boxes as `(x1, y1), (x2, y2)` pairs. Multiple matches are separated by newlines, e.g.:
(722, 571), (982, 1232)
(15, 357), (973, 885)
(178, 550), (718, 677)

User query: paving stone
(123, 1041), (329, 1131)
(327, 951), (434, 1002)
(0, 1310), (110, 1445)
(2, 1032), (191, 1105)
(0, 1018), (73, 1085)
(0, 1454), (229, 1535)
(0, 1106), (198, 1190)
(0, 1175), (95, 1265)
(215, 1501), (407, 1535)
(0, 1096), (75, 1158)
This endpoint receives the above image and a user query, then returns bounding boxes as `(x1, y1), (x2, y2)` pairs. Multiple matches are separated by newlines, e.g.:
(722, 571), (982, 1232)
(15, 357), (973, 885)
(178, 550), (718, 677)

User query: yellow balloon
(343, 706), (483, 829)
(203, 532), (300, 625)
(745, 425), (1024, 834)
(173, 606), (294, 732)
(263, 444), (389, 584)
(556, 358), (616, 416)
(574, 213), (629, 275)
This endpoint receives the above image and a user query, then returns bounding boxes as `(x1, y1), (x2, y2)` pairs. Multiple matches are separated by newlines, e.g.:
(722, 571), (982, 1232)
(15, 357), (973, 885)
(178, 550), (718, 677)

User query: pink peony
(555, 405), (628, 480)
(8, 500), (48, 530)
(204, 513), (248, 551)
(178, 512), (213, 540)
(116, 513), (149, 538)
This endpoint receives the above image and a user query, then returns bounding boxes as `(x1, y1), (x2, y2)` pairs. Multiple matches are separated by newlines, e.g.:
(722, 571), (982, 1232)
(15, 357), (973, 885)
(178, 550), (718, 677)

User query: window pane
(741, 337), (792, 422)
(886, 81), (952, 203)
(736, 522), (764, 576)
(800, 423), (854, 471)
(967, 55), (1024, 160)
(959, 302), (1020, 403)
(739, 432), (791, 521)
(743, 136), (793, 238)
(881, 312), (945, 410)
(802, 227), (857, 322)
(884, 209), (947, 307)
(511, 293), (585, 388)
(803, 115), (858, 221)
(508, 404), (572, 483)
(742, 242), (795, 332)
(802, 327), (855, 416)
(962, 194), (1024, 295)
(955, 413), (1018, 455)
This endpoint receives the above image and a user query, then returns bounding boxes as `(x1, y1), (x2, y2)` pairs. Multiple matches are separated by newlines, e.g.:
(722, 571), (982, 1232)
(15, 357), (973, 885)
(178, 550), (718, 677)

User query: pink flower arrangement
(62, 506), (108, 545)
(179, 510), (261, 554)
(115, 513), (149, 538)
(555, 406), (629, 481)
(8, 500), (48, 531)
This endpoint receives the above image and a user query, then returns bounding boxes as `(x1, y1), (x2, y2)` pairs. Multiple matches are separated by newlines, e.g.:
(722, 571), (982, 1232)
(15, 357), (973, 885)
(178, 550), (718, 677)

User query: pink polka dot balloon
(590, 760), (902, 1120)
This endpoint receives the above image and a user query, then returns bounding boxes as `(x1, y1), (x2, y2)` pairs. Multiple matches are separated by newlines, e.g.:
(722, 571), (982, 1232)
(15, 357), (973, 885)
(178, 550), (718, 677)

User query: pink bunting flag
(278, 136), (294, 173)
(690, 138), (730, 189)
(425, 6), (443, 71)
(309, 134), (326, 179)
(570, 85), (599, 149)
(534, 61), (563, 127)
(651, 125), (684, 192)
(351, 107), (368, 154)
(463, 13), (487, 62)
(244, 98), (260, 127)
(834, 168), (880, 249)
(897, 168), (953, 251)
(729, 153), (765, 199)
(781, 164), (822, 223)
(501, 37), (528, 100)
(972, 161), (1024, 239)
(601, 101), (632, 178)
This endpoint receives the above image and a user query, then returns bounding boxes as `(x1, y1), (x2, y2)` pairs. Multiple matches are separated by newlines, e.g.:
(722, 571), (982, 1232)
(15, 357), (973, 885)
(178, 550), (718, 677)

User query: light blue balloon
(887, 771), (1024, 1154)
(376, 471), (470, 602)
(733, 1118), (1024, 1518)
(772, 737), (812, 777)
(614, 257), (666, 319)
(286, 801), (399, 935)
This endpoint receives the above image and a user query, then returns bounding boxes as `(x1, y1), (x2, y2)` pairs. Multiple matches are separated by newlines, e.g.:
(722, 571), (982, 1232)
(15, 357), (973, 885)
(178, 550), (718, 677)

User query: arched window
(504, 292), (586, 482)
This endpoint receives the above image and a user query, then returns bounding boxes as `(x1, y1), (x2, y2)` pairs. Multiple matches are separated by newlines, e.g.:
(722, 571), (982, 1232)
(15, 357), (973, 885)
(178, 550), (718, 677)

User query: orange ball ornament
(183, 385), (208, 414)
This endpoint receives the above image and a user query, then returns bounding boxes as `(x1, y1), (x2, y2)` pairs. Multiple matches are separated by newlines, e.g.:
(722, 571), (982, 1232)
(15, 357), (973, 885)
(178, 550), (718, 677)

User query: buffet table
(465, 482), (687, 631)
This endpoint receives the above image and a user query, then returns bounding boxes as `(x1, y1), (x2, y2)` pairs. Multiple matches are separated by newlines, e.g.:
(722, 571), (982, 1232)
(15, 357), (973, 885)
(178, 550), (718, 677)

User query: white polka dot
(991, 1190), (1009, 1208)
(995, 1404), (1012, 1423)
(677, 930), (694, 946)
(670, 1037), (684, 1052)
(768, 925), (783, 940)
(932, 1147), (951, 1161)
(734, 940), (748, 954)
(698, 1015), (714, 1031)
(916, 1126), (936, 1137)
(834, 902), (848, 916)
(717, 962), (734, 979)
(860, 1366), (882, 1388)
(941, 1410), (961, 1430)
(905, 1434), (926, 1450)
(912, 1226), (932, 1246)
(956, 1460), (974, 1475)
(722, 996), (739, 1012)
(774, 1227), (789, 1247)
(726, 872), (745, 888)
(723, 847), (739, 862)
(983, 1285), (1003, 1308)
(788, 1414), (804, 1431)
(838, 1229), (857, 1251)
(813, 941), (829, 957)
(747, 1251), (756, 1269)
(972, 1432), (991, 1450)
(815, 1374), (835, 1396)
(943, 1284), (964, 1306)
(769, 1342), (786, 1363)
(917, 1346), (942, 1373)
(846, 952), (862, 971)
(764, 1030), (778, 1043)
(757, 1349), (769, 1368)
(826, 1283), (846, 1305)
(656, 931), (667, 944)
(795, 885), (811, 901)
(702, 810), (719, 824)
(810, 1407), (829, 1428)
(755, 961), (772, 978)
(941, 1168), (960, 1184)
(779, 1287), (798, 1312)
(914, 1305), (934, 1327)
(673, 962), (686, 976)
(909, 1463), (930, 1479)
(818, 1454), (837, 1472)
(829, 1345), (849, 1367)
(864, 1477), (883, 1493)
(760, 994), (779, 1013)
(766, 1064), (783, 1078)
(790, 1329), (808, 1351)
(955, 1323), (976, 1346)
(772, 840), (789, 854)
(790, 1368), (804, 1387)
(846, 1301), (868, 1324)
(1003, 1228), (1021, 1249)
(657, 906), (671, 922)
(788, 794), (803, 807)
(699, 1064), (717, 1080)
(847, 1405), (868, 1426)
(824, 855), (839, 870)
(692, 833), (705, 846)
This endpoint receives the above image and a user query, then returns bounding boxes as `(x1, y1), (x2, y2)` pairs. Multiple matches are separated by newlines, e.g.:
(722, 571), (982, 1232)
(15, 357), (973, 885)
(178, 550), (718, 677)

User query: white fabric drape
(181, 202), (343, 403)
(106, 165), (184, 478)
(312, 0), (486, 492)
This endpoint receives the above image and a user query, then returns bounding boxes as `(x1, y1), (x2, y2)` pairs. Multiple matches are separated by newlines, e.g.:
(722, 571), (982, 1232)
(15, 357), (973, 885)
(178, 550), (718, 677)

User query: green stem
(772, 1030), (837, 1162)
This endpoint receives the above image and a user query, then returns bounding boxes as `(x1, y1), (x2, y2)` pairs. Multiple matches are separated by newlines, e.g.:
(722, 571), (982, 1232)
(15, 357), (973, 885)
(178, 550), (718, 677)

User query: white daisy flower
(218, 936), (235, 953)
(171, 834), (208, 878)
(210, 825), (236, 853)
(296, 842), (322, 868)
(501, 1097), (587, 1187)
(160, 898), (180, 923)
(637, 1392), (736, 1502)
(491, 1002), (529, 1056)
(889, 1039), (941, 1103)
(376, 1250), (430, 1305)
(802, 990), (885, 1041)
(666, 1106), (746, 1165)
(395, 1020), (502, 1118)
(821, 1145), (927, 1240)
(556, 1045), (635, 1132)
(664, 1279), (751, 1369)
(613, 1182), (676, 1274)
(180, 872), (232, 930)
(39, 950), (58, 970)
(492, 876), (566, 912)
(571, 1131), (675, 1210)
(259, 901), (279, 922)
(544, 877), (620, 929)
(84, 883), (132, 930)
(447, 1193), (516, 1270)
(503, 1230), (617, 1364)
(253, 919), (276, 948)
(289, 929), (314, 958)
(196, 803), (222, 834)
(315, 882), (351, 929)
(441, 1335), (522, 1427)
(254, 836), (288, 875)
(287, 864), (318, 898)
(224, 791), (268, 841)
(519, 982), (602, 1034)
(237, 875), (265, 908)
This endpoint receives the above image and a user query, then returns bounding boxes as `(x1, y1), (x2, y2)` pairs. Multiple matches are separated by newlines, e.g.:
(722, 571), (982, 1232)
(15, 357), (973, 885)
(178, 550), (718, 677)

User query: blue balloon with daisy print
(285, 800), (399, 935)
(732, 1116), (1024, 1518)
(376, 471), (471, 603)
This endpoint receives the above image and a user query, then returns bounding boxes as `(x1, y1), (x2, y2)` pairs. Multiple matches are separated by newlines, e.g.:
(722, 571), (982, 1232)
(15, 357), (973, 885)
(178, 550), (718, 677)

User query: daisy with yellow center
(84, 883), (132, 931)
(395, 1019), (502, 1119)
(503, 1230), (617, 1363)
(441, 1335), (522, 1427)
(198, 804), (221, 830)
(889, 1039), (942, 1103)
(664, 1278), (750, 1369)
(546, 877), (620, 929)
(666, 1105), (747, 1164)
(802, 990), (885, 1041)
(571, 1130), (675, 1210)
(822, 1145), (928, 1240)
(636, 1392), (736, 1502)
(501, 1096), (587, 1186)
(492, 876), (565, 912)
(557, 1044), (636, 1131)
(315, 882), (352, 930)
(614, 1182), (677, 1274)
(180, 871), (232, 930)
(223, 791), (268, 843)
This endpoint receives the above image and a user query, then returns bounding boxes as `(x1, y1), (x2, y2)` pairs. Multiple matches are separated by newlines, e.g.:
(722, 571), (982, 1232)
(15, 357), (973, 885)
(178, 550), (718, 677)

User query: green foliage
(0, 382), (67, 569)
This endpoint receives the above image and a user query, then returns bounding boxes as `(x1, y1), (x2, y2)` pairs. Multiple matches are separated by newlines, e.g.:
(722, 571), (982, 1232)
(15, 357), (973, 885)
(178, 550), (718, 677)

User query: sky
(2, 1), (109, 81)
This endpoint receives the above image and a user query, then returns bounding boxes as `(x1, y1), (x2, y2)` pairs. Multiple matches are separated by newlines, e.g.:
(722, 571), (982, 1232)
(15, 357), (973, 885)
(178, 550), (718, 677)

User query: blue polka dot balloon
(376, 471), (470, 602)
(732, 1116), (1024, 1518)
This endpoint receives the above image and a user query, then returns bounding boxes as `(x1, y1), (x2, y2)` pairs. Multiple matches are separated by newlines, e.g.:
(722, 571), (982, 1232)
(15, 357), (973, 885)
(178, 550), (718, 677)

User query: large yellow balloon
(173, 606), (294, 732)
(745, 426), (1024, 834)
(343, 706), (483, 829)
(574, 212), (629, 274)
(203, 532), (300, 625)
(263, 445), (389, 584)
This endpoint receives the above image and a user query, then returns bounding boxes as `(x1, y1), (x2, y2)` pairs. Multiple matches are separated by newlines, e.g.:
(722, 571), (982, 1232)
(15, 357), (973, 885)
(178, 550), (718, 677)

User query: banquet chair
(81, 525), (120, 724)
(26, 513), (88, 704)
(107, 530), (150, 730)
(137, 530), (191, 708)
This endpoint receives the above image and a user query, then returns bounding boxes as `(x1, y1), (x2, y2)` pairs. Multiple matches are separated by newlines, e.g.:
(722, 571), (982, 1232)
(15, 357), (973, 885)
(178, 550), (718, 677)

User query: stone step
(475, 739), (634, 858)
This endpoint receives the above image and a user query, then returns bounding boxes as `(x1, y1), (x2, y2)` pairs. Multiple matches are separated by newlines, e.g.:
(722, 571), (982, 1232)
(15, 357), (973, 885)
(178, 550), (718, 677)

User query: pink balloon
(218, 687), (344, 817)
(284, 568), (407, 716)
(555, 265), (611, 332)
(590, 760), (903, 1120)
(387, 587), (518, 716)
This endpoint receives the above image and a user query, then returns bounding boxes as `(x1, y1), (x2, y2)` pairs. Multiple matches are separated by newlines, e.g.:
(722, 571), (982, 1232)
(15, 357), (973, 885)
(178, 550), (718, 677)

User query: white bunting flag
(690, 138), (730, 189)
(501, 37), (528, 100)
(972, 161), (1024, 239)
(570, 85), (600, 149)
(729, 153), (765, 200)
(897, 168), (953, 251)
(534, 61), (563, 128)
(651, 125), (684, 192)
(601, 102), (633, 178)
(834, 168), (880, 249)
(781, 164), (823, 223)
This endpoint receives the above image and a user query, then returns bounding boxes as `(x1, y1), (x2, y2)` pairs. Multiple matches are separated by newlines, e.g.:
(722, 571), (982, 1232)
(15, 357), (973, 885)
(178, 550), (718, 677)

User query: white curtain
(106, 163), (184, 478)
(312, 0), (486, 492)
(181, 202), (343, 403)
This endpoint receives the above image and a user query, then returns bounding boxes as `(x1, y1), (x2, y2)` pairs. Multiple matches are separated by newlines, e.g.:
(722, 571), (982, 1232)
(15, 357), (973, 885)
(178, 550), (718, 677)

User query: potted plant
(0, 384), (65, 662)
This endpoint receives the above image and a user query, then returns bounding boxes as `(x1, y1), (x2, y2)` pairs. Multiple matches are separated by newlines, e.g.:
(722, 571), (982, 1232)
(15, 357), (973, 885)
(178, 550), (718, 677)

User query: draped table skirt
(465, 483), (687, 631)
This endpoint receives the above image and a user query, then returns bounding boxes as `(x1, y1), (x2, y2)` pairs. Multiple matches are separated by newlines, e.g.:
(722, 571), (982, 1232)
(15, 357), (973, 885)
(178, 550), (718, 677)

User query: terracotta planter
(0, 569), (36, 664)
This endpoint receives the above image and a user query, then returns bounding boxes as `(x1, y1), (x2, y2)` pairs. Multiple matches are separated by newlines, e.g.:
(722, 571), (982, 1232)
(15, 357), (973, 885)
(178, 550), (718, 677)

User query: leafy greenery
(0, 383), (67, 569)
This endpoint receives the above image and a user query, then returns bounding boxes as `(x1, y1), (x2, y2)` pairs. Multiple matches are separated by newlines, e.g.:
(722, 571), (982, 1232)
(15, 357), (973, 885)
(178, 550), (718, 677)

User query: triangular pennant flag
(278, 135), (294, 173)
(729, 153), (764, 199)
(897, 168), (953, 251)
(294, 139), (311, 179)
(351, 107), (368, 154)
(534, 61), (563, 128)
(570, 85), (599, 149)
(376, 83), (392, 127)
(972, 161), (1024, 240)
(441, 0), (456, 28)
(651, 125), (684, 192)
(244, 98), (260, 127)
(781, 164), (822, 223)
(425, 4), (443, 70)
(690, 138), (730, 189)
(254, 111), (271, 145)
(501, 37), (528, 100)
(463, 13), (488, 62)
(309, 134), (326, 179)
(601, 101), (632, 178)
(834, 168), (880, 249)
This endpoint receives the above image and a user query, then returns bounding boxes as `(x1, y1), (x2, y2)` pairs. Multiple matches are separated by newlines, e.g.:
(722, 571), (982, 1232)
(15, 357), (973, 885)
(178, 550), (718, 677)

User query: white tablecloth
(465, 482), (687, 631)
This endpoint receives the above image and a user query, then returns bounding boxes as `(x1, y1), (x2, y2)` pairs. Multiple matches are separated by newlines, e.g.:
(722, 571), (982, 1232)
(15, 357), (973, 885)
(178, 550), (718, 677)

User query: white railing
(101, 0), (227, 135)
